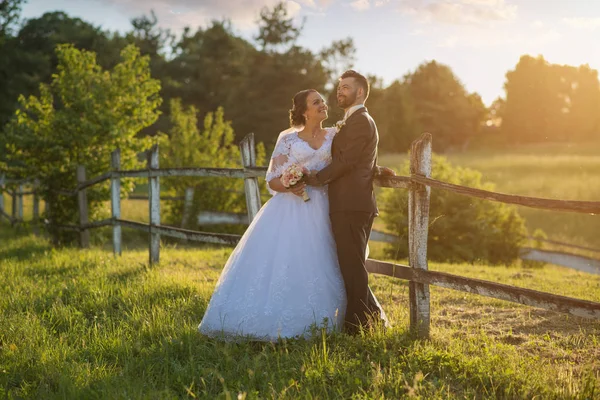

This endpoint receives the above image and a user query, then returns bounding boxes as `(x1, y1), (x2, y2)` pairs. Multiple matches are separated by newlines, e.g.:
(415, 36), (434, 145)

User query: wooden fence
(2, 132), (600, 338)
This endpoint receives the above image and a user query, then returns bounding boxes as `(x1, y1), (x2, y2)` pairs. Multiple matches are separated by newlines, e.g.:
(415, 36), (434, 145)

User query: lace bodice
(265, 127), (335, 194)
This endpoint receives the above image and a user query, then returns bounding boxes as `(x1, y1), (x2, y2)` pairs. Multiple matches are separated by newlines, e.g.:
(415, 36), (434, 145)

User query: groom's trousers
(330, 211), (382, 333)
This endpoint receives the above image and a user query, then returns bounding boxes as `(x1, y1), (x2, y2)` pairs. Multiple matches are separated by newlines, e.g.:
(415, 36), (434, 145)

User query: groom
(306, 70), (395, 333)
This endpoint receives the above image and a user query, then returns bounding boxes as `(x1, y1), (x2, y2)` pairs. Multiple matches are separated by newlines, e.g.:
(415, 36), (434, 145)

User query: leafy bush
(3, 44), (161, 244)
(158, 100), (265, 234)
(381, 154), (527, 265)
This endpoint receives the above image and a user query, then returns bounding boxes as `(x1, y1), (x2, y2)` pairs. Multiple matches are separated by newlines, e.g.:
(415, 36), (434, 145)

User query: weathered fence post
(77, 165), (90, 248)
(111, 149), (122, 256)
(239, 133), (262, 223)
(17, 184), (24, 222)
(32, 180), (40, 235)
(181, 187), (194, 228)
(408, 132), (433, 338)
(45, 199), (51, 226)
(17, 183), (24, 222)
(148, 145), (160, 265)
(11, 187), (17, 225)
(0, 174), (5, 219)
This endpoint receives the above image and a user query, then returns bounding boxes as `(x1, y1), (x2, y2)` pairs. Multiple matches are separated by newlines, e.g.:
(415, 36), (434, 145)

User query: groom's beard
(337, 90), (358, 109)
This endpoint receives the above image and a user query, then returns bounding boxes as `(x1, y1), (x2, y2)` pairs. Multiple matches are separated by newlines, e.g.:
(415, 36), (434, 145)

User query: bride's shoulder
(282, 131), (298, 140)
(278, 130), (299, 144)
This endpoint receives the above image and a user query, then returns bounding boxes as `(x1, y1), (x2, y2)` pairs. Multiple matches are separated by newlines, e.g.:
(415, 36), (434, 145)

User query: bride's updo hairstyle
(289, 89), (317, 127)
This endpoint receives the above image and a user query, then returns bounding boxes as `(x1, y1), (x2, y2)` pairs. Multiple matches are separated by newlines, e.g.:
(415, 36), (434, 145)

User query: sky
(20, 0), (600, 106)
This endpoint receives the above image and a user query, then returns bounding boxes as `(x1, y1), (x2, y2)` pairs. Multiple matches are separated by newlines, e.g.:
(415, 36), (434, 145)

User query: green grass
(1, 224), (599, 399)
(379, 141), (600, 249)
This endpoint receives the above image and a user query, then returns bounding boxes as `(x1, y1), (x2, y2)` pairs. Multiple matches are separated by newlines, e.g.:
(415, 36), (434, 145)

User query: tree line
(2, 1), (600, 160)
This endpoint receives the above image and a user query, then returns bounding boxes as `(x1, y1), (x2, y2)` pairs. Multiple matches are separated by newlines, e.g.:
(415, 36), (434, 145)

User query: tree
(237, 45), (329, 145)
(501, 55), (567, 144)
(564, 64), (600, 141)
(255, 2), (302, 52)
(405, 61), (486, 152)
(158, 2), (339, 147)
(158, 101), (265, 232)
(4, 44), (161, 243)
(0, 0), (24, 37)
(319, 38), (356, 85)
(487, 97), (505, 127)
(318, 38), (358, 123)
(127, 10), (173, 60)
(0, 12), (122, 129)
(165, 21), (257, 128)
(499, 55), (600, 143)
(165, 12), (329, 146)
(124, 10), (174, 136)
(369, 80), (422, 153)
(0, 0), (26, 165)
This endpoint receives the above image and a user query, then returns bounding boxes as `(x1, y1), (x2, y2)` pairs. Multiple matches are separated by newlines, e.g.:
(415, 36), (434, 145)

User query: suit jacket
(316, 107), (378, 214)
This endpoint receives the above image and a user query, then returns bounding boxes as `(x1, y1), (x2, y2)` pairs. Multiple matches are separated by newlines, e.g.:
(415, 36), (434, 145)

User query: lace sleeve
(266, 134), (295, 195)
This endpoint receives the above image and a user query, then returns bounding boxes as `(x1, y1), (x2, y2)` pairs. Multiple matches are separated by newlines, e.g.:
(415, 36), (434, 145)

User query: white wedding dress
(198, 127), (347, 341)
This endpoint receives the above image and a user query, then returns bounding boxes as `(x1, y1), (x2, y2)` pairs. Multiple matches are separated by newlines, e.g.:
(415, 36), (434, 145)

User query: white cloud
(296, 0), (336, 11)
(436, 27), (561, 48)
(562, 17), (600, 31)
(531, 20), (544, 29)
(295, 0), (336, 8)
(528, 29), (562, 46)
(350, 0), (371, 11)
(400, 0), (517, 26)
(99, 0), (304, 31)
(318, 0), (336, 6)
(287, 1), (303, 15)
(438, 35), (459, 47)
(460, 0), (506, 5)
(296, 0), (317, 6)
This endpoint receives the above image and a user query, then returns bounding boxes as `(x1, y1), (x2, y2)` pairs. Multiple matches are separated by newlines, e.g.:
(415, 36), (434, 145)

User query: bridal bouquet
(281, 164), (310, 202)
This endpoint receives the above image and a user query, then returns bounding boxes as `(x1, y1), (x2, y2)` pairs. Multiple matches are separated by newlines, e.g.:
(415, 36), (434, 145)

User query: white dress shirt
(344, 104), (365, 121)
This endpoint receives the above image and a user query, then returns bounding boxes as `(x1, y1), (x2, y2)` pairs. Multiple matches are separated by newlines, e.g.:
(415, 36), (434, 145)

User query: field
(1, 224), (599, 398)
(379, 141), (600, 251)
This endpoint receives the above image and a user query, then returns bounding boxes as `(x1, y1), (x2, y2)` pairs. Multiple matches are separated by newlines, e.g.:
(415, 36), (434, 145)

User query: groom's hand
(376, 166), (396, 177)
(304, 173), (322, 186)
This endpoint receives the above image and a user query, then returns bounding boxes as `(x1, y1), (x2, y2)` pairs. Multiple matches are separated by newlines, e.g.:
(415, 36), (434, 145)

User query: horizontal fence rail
(411, 175), (600, 215)
(78, 171), (112, 192)
(116, 219), (242, 246)
(0, 209), (12, 222)
(117, 166), (267, 179)
(365, 259), (600, 320)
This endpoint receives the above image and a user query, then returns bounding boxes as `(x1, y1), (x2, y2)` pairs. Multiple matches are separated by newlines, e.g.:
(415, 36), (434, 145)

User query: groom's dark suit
(315, 106), (383, 332)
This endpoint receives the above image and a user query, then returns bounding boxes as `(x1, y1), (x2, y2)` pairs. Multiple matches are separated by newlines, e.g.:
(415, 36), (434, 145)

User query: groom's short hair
(340, 70), (370, 101)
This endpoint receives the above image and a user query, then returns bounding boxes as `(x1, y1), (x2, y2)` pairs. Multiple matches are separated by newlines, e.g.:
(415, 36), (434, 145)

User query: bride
(198, 89), (347, 341)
